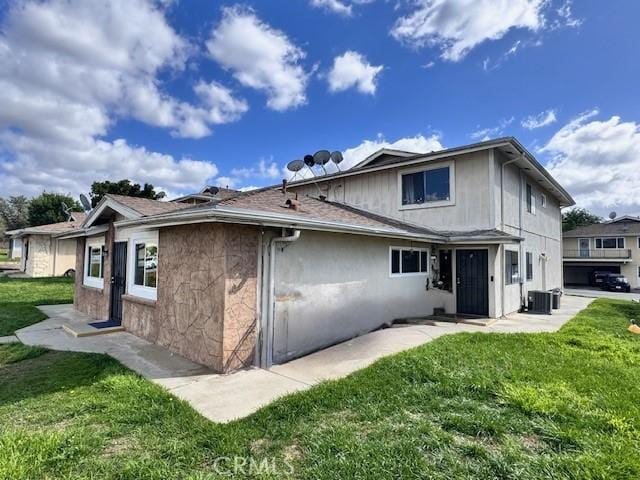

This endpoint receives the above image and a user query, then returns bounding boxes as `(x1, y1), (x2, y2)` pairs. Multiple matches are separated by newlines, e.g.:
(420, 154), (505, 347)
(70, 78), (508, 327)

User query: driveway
(564, 287), (640, 302)
(16, 295), (594, 423)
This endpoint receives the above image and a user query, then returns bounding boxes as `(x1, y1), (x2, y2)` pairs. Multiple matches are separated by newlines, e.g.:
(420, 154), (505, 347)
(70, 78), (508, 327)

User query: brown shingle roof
(564, 219), (640, 237)
(215, 188), (442, 236)
(106, 194), (192, 216)
(8, 214), (87, 236)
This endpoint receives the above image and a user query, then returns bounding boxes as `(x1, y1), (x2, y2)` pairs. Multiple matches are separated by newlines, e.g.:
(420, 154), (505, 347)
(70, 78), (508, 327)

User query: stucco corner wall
(25, 235), (53, 277)
(74, 235), (110, 320)
(122, 223), (259, 373)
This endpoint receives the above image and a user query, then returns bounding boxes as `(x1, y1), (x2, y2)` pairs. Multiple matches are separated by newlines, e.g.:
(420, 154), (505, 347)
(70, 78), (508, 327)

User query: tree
(562, 207), (602, 232)
(0, 196), (30, 230)
(27, 192), (83, 226)
(89, 179), (165, 207)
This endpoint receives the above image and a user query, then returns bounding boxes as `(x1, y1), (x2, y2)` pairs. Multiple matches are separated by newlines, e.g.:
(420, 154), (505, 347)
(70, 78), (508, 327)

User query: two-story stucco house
(64, 137), (573, 373)
(563, 216), (640, 288)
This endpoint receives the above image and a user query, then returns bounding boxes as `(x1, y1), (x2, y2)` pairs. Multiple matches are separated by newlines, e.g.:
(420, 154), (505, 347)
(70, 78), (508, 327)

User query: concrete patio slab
(16, 295), (594, 423)
(0, 335), (18, 344)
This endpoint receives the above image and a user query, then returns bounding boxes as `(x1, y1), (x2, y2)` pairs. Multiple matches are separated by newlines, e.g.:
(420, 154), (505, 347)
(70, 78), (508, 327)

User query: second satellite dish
(79, 193), (92, 211)
(330, 151), (343, 164)
(313, 150), (331, 165)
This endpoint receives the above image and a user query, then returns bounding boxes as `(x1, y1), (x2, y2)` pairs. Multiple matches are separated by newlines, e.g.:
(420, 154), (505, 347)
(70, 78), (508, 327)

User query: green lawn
(1, 299), (639, 479)
(0, 248), (11, 263)
(0, 277), (74, 336)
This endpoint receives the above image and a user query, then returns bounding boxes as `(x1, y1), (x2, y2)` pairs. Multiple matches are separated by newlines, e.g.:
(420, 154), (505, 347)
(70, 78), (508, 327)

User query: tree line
(0, 180), (163, 235)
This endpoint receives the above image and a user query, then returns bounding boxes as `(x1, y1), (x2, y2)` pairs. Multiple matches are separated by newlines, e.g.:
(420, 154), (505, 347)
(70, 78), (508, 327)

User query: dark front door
(456, 249), (489, 316)
(109, 242), (127, 324)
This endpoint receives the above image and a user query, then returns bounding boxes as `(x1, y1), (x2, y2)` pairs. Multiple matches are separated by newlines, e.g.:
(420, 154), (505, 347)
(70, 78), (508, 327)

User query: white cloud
(0, 0), (244, 197)
(541, 110), (640, 215)
(311, 0), (353, 16)
(206, 6), (309, 111)
(391, 0), (546, 61)
(231, 158), (281, 180)
(521, 109), (557, 129)
(327, 51), (384, 95)
(342, 133), (444, 170)
(470, 117), (514, 141)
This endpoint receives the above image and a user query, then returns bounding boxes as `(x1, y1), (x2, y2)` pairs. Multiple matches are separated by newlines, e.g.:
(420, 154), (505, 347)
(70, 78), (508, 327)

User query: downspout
(518, 169), (525, 311)
(264, 228), (301, 368)
(500, 155), (520, 317)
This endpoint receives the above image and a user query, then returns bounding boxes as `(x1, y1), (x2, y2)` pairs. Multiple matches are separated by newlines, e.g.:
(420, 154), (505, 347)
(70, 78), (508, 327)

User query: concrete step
(62, 323), (125, 338)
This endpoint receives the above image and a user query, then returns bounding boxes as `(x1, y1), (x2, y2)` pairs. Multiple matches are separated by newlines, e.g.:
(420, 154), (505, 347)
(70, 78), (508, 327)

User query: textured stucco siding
(24, 235), (53, 277)
(74, 234), (111, 320)
(122, 223), (259, 373)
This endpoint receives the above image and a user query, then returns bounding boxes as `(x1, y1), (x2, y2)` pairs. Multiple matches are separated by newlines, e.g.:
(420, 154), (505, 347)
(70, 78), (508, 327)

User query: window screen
(505, 250), (519, 285)
(401, 167), (450, 205)
(526, 252), (533, 281)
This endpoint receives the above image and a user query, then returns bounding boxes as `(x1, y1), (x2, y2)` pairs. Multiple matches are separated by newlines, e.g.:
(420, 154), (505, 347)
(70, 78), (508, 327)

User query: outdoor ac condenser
(527, 290), (552, 314)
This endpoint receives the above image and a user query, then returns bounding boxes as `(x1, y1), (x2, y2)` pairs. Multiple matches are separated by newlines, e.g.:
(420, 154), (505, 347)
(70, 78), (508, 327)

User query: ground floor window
(526, 252), (533, 281)
(505, 250), (519, 285)
(83, 237), (105, 289)
(390, 246), (428, 276)
(128, 231), (159, 300)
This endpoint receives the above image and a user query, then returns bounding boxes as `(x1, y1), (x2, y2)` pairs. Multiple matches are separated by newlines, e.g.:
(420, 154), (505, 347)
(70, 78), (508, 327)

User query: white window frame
(540, 193), (547, 208)
(83, 236), (105, 289)
(127, 230), (159, 301)
(595, 237), (625, 249)
(397, 160), (455, 210)
(389, 246), (430, 278)
(526, 183), (536, 215)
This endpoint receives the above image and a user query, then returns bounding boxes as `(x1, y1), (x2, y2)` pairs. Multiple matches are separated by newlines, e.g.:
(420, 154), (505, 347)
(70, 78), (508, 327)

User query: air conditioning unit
(527, 290), (552, 314)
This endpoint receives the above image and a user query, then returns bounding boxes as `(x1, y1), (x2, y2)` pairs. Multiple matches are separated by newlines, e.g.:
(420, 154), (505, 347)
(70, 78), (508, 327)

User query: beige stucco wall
(53, 238), (77, 276)
(24, 235), (52, 277)
(122, 223), (259, 373)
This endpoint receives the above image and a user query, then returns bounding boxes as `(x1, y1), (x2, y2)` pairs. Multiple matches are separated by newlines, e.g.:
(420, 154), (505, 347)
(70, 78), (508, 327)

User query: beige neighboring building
(65, 138), (573, 374)
(563, 216), (640, 288)
(5, 212), (86, 277)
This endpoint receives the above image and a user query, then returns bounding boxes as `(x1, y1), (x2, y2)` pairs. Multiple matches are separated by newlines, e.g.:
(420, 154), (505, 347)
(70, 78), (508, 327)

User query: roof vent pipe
(281, 179), (287, 194)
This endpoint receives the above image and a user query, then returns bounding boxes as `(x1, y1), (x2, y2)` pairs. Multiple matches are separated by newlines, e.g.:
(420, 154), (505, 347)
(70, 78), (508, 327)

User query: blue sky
(1, 0), (639, 216)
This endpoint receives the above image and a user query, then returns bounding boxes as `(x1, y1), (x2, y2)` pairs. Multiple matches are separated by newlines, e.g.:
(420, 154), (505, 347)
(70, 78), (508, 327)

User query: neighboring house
(170, 186), (239, 205)
(65, 137), (573, 373)
(5, 212), (86, 277)
(563, 216), (640, 288)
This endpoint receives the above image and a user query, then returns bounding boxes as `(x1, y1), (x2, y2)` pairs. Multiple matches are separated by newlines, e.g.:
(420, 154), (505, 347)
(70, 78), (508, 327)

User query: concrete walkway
(564, 287), (640, 302)
(16, 296), (593, 423)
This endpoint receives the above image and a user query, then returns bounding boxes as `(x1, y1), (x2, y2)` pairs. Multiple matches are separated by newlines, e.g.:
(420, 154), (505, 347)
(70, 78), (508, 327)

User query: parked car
(602, 274), (631, 293)
(590, 271), (612, 288)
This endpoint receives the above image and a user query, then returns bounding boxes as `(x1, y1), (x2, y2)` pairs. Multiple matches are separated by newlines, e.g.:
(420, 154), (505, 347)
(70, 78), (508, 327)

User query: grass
(0, 299), (639, 479)
(0, 248), (11, 263)
(0, 277), (74, 336)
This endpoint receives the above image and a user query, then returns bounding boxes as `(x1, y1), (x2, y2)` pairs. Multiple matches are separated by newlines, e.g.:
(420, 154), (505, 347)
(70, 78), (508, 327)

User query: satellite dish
(609, 211), (617, 220)
(286, 159), (304, 172)
(79, 194), (91, 211)
(303, 154), (315, 167)
(203, 185), (220, 195)
(313, 150), (331, 165)
(61, 201), (72, 221)
(330, 151), (343, 164)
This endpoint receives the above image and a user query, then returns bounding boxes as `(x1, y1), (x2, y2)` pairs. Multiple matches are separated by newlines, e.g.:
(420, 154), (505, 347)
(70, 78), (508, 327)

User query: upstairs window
(401, 165), (451, 206)
(390, 247), (429, 276)
(505, 250), (519, 285)
(526, 183), (536, 214)
(595, 237), (624, 249)
(540, 194), (547, 208)
(526, 251), (533, 281)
